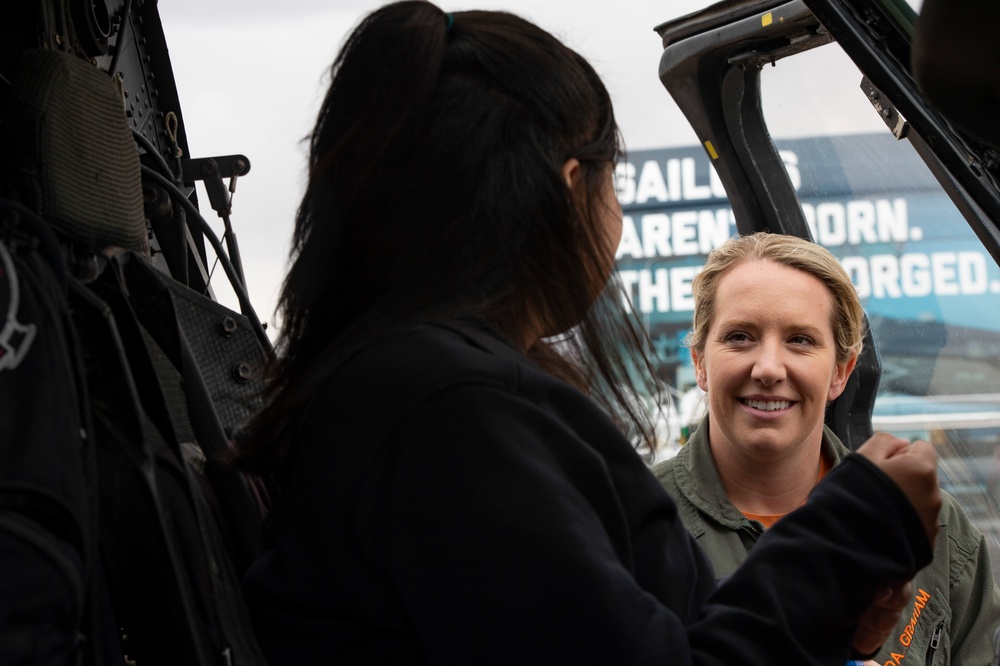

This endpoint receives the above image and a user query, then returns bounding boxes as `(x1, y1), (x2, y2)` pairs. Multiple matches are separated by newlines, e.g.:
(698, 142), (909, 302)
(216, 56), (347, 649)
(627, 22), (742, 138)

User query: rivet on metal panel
(232, 362), (253, 383)
(218, 316), (238, 337)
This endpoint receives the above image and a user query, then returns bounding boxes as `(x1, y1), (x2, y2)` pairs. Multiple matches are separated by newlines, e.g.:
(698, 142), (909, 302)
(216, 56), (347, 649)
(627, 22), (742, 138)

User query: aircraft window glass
(760, 43), (1000, 582)
(876, 0), (921, 35)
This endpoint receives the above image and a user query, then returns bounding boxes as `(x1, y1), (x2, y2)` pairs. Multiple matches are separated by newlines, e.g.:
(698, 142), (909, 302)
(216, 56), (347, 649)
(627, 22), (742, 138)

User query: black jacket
(242, 321), (932, 664)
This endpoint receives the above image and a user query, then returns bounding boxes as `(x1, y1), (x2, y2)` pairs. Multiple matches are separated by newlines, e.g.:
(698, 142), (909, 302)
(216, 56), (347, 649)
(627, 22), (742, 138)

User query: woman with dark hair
(237, 2), (941, 663)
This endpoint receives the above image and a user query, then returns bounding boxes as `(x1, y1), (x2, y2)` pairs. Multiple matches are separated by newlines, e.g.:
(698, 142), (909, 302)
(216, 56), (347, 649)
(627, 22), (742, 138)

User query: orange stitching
(881, 589), (931, 665)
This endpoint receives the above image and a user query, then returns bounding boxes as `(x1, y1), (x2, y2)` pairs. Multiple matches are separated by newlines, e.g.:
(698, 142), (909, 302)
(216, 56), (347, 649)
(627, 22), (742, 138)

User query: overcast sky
(154, 1), (728, 333)
(155, 1), (895, 336)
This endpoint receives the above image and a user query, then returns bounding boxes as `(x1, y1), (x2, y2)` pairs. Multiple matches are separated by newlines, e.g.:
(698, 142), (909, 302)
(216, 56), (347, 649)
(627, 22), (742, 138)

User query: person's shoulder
(653, 420), (707, 493)
(937, 489), (985, 554)
(295, 322), (530, 461)
(335, 320), (523, 397)
(939, 488), (975, 520)
(651, 448), (684, 489)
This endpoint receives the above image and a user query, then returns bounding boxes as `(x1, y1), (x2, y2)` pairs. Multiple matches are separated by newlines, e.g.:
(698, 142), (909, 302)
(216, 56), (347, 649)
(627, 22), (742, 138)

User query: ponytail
(309, 1), (449, 208)
(237, 1), (661, 475)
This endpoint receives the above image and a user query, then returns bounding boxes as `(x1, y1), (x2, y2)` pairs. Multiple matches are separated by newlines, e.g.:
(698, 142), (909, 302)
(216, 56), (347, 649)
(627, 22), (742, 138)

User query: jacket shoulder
(651, 452), (681, 494)
(651, 448), (710, 540)
(334, 322), (521, 397)
(938, 490), (989, 583)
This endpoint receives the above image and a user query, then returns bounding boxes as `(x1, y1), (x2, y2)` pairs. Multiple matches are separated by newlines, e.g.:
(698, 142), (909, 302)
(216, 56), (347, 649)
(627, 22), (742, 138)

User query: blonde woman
(656, 232), (1000, 664)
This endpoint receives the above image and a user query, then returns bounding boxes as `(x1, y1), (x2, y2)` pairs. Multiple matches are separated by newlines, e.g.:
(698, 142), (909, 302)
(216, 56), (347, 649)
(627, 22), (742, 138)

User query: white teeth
(747, 399), (790, 411)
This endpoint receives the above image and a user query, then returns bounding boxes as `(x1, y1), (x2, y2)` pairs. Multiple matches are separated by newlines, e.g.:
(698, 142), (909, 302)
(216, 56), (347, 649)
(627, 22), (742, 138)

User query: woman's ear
(562, 157), (581, 189)
(692, 348), (708, 392)
(827, 353), (859, 401)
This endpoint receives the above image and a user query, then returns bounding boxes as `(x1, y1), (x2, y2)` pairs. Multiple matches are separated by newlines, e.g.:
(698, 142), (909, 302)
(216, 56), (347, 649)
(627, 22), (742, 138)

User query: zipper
(925, 621), (943, 665)
(736, 518), (765, 553)
(740, 518), (764, 538)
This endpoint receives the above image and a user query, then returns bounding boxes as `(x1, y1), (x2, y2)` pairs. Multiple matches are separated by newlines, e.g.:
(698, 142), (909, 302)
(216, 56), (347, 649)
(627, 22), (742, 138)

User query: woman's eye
(723, 332), (750, 343)
(789, 335), (814, 345)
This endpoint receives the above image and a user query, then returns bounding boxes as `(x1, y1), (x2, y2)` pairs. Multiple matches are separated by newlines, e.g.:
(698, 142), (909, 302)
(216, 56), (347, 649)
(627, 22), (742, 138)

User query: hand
(855, 432), (941, 548)
(852, 579), (911, 656)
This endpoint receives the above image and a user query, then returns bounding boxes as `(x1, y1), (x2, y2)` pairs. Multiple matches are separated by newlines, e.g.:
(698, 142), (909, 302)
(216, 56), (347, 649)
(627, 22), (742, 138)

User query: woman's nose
(751, 340), (786, 386)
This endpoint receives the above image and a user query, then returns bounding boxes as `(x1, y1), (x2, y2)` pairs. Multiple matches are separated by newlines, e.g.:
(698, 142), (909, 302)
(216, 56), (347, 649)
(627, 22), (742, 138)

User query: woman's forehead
(712, 261), (835, 322)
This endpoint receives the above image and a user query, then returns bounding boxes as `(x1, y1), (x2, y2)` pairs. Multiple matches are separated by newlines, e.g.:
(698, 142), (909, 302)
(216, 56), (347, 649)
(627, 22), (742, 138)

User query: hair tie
(445, 13), (454, 32)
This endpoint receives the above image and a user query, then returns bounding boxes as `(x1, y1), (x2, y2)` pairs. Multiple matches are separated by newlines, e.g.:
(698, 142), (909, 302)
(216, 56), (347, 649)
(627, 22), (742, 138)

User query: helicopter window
(619, 9), (1000, 581)
(759, 41), (1000, 581)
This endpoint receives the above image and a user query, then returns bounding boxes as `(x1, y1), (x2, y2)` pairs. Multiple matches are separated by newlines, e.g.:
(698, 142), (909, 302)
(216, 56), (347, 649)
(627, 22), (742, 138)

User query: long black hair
(237, 0), (661, 473)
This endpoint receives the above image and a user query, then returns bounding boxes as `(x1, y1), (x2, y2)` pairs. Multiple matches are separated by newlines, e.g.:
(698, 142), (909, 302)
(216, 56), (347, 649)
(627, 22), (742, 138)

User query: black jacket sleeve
(358, 384), (932, 665)
(689, 454), (933, 664)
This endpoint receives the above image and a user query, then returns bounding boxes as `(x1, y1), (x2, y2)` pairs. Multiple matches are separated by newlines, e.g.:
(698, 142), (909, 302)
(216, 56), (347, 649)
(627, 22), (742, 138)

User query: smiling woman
(654, 231), (1000, 664)
(694, 259), (855, 506)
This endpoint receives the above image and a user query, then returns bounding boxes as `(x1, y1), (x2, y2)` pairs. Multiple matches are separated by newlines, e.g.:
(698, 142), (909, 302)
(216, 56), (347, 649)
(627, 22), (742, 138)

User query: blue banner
(615, 133), (1000, 393)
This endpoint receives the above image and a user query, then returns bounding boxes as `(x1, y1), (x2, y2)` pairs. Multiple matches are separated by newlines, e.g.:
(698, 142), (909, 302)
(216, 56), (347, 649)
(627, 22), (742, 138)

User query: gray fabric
(655, 415), (1000, 664)
(3, 49), (147, 253)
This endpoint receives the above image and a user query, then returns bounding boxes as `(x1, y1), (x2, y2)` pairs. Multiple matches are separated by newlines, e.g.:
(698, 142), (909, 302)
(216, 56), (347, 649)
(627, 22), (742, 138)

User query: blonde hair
(687, 233), (864, 364)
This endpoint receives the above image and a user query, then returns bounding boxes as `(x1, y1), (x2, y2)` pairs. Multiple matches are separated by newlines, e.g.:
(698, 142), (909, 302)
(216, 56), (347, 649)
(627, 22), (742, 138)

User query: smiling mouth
(742, 398), (792, 411)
